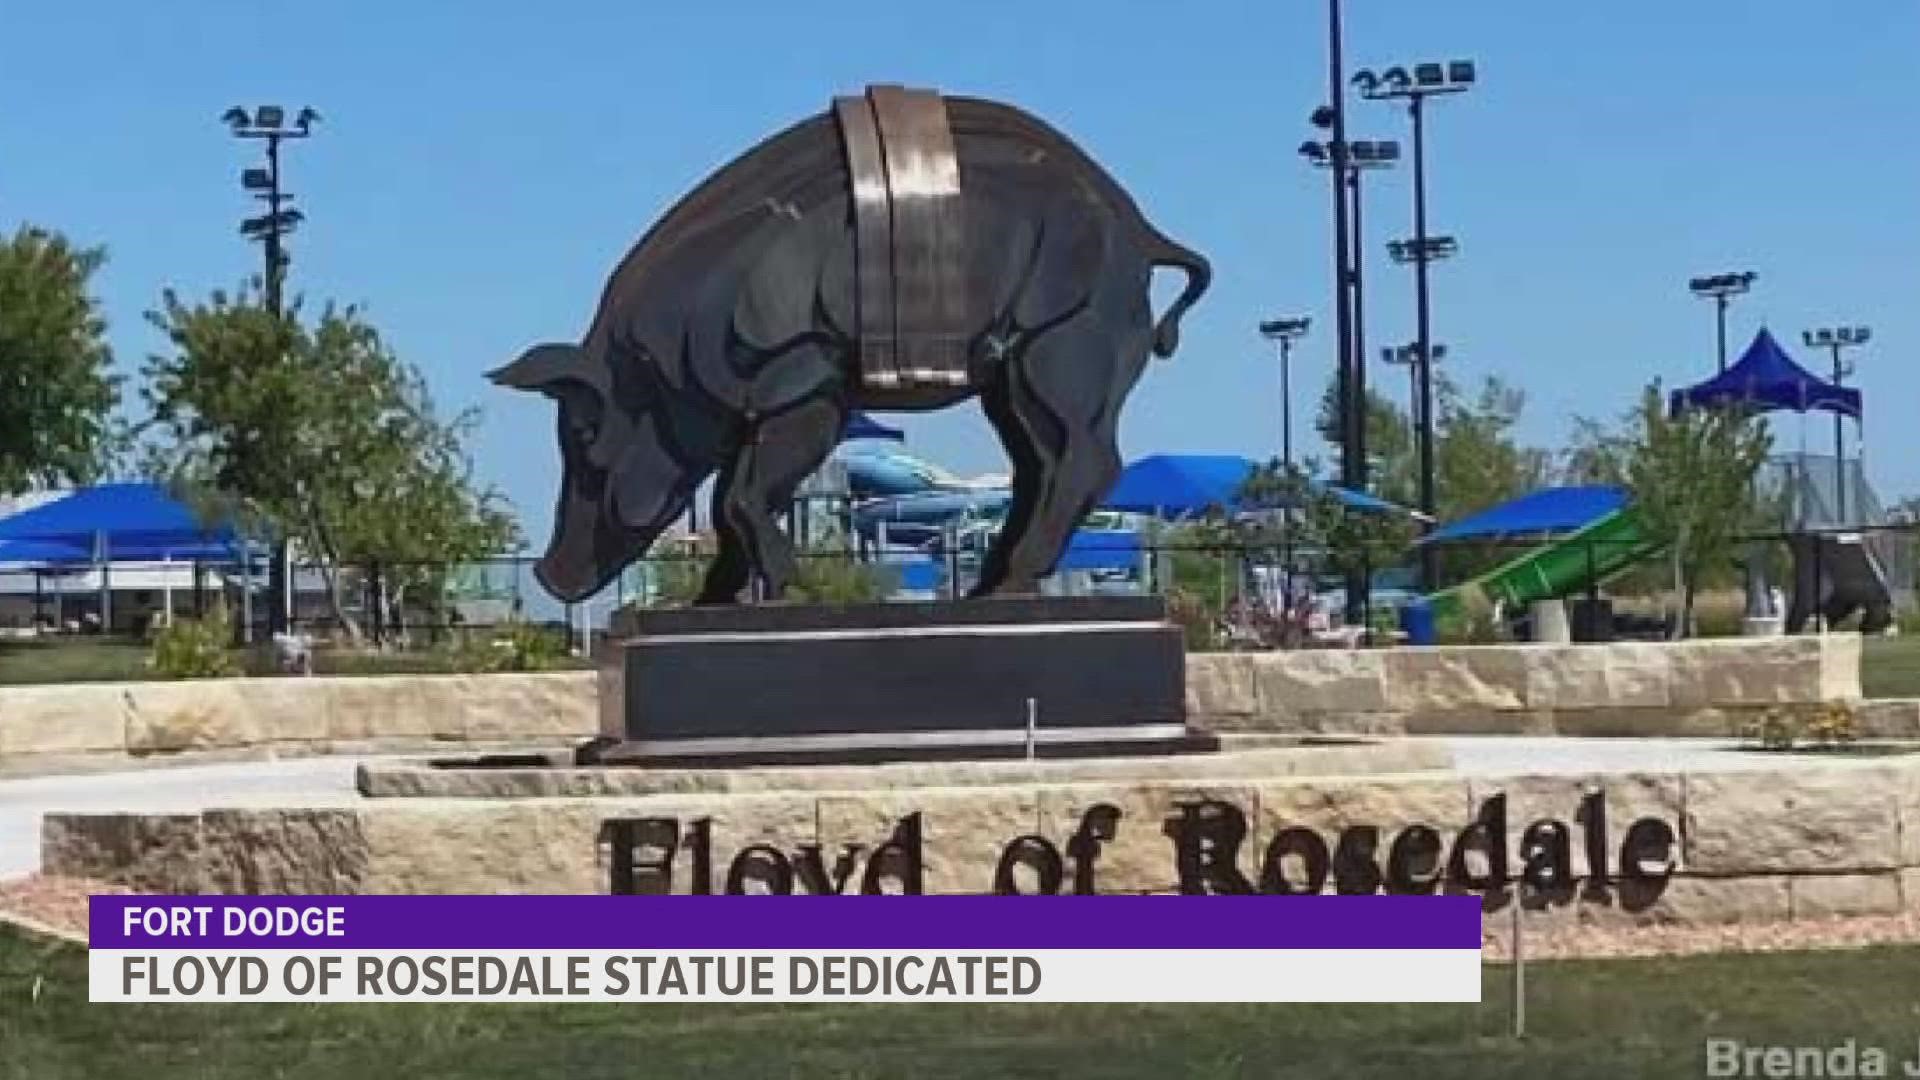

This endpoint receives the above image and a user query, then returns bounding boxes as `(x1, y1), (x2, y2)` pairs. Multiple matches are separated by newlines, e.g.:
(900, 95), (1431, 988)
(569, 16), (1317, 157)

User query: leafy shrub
(1436, 589), (1502, 645)
(1688, 594), (1747, 639)
(643, 537), (713, 607)
(447, 619), (570, 673)
(1741, 701), (1859, 751)
(1166, 586), (1222, 651)
(788, 556), (895, 604)
(1805, 700), (1860, 747)
(147, 610), (240, 680)
(643, 540), (896, 608)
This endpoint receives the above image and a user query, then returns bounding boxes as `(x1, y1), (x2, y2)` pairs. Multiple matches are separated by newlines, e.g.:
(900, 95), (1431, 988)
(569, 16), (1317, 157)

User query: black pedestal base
(597, 596), (1194, 767)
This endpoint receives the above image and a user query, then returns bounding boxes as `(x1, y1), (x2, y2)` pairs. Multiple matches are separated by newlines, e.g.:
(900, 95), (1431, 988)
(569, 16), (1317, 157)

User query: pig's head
(489, 342), (699, 602)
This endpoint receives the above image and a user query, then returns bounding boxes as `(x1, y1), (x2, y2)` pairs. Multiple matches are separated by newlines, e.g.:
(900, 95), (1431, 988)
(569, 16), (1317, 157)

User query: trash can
(1570, 597), (1615, 642)
(1400, 600), (1436, 646)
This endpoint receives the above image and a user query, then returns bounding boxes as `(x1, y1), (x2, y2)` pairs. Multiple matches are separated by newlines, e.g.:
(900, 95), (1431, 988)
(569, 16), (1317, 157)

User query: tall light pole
(1688, 271), (1757, 373)
(1356, 60), (1474, 593)
(1320, 0), (1357, 495)
(1383, 341), (1447, 448)
(1802, 325), (1871, 523)
(1388, 235), (1457, 589)
(223, 106), (318, 317)
(1302, 138), (1398, 483)
(1317, 0), (1373, 627)
(1260, 317), (1312, 472)
(223, 104), (319, 637)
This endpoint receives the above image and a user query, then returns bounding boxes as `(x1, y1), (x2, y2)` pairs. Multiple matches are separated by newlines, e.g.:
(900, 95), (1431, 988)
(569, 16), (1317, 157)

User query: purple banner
(90, 895), (1481, 950)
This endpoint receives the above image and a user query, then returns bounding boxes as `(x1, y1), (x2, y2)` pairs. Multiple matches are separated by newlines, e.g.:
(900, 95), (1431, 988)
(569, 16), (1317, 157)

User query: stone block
(1038, 782), (1262, 894)
(1669, 638), (1819, 709)
(1525, 642), (1672, 713)
(1521, 645), (1606, 711)
(1551, 707), (1702, 738)
(1398, 709), (1553, 736)
(0, 684), (127, 757)
(1820, 634), (1864, 702)
(1686, 768), (1903, 874)
(123, 681), (258, 755)
(245, 679), (335, 746)
(195, 809), (371, 894)
(1185, 654), (1257, 722)
(1859, 700), (1920, 739)
(1635, 875), (1792, 925)
(1383, 646), (1527, 713)
(1603, 642), (1676, 709)
(1898, 765), (1920, 868)
(322, 676), (426, 742)
(1789, 873), (1904, 918)
(41, 813), (207, 892)
(1250, 650), (1390, 719)
(360, 802), (608, 894)
(1257, 777), (1470, 892)
(820, 788), (1038, 895)
(1903, 868), (1920, 910)
(1469, 772), (1686, 880)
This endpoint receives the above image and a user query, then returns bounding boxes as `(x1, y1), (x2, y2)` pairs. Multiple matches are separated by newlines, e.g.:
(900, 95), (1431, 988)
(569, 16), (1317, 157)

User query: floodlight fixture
(1353, 58), (1476, 101)
(1687, 271), (1757, 300)
(1260, 317), (1311, 341)
(1388, 235), (1459, 263)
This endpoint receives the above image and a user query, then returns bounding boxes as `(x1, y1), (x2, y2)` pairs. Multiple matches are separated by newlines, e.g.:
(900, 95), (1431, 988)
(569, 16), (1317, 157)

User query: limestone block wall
(0, 673), (597, 774)
(41, 758), (1920, 927)
(0, 635), (1873, 775)
(1187, 635), (1864, 737)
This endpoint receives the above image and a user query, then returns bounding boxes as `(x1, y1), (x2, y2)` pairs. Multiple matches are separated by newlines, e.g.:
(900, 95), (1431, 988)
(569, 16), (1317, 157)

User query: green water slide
(1427, 507), (1665, 621)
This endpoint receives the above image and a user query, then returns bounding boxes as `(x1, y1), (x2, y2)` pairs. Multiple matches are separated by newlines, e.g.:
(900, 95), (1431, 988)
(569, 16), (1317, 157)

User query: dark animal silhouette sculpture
(493, 85), (1210, 603)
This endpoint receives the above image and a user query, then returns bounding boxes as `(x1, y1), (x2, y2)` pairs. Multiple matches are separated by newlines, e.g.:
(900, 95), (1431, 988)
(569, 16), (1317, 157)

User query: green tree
(1434, 375), (1548, 519)
(0, 226), (119, 494)
(140, 288), (517, 642)
(1237, 458), (1415, 589)
(1313, 377), (1415, 506)
(1560, 414), (1632, 487)
(1624, 384), (1773, 636)
(1314, 371), (1545, 524)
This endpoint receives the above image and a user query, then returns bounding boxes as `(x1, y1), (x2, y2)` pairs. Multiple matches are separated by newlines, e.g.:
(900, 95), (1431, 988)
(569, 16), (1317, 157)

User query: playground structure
(1422, 331), (1902, 639)
(1423, 489), (1659, 631)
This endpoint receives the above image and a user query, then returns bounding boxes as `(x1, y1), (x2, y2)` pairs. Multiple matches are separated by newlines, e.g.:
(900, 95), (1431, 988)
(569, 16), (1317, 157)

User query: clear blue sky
(4, 1), (1916, 541)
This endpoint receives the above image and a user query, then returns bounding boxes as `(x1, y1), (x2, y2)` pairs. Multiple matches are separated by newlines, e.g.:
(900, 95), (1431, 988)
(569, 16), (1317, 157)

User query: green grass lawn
(0, 639), (151, 685)
(5, 925), (1920, 1079)
(1864, 634), (1920, 699)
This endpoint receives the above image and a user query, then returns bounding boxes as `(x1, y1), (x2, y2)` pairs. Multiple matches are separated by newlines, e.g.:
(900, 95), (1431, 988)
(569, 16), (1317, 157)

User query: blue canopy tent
(0, 537), (90, 564)
(1669, 329), (1862, 419)
(0, 483), (240, 559)
(1099, 454), (1408, 518)
(840, 412), (906, 442)
(1420, 485), (1628, 546)
(1055, 529), (1143, 573)
(0, 483), (243, 632)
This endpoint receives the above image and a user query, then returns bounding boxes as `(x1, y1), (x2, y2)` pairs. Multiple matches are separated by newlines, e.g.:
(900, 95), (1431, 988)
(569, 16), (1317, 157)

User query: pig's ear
(488, 343), (589, 395)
